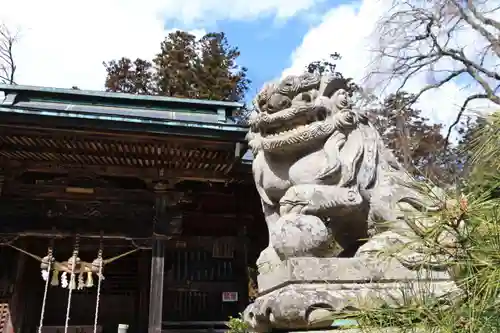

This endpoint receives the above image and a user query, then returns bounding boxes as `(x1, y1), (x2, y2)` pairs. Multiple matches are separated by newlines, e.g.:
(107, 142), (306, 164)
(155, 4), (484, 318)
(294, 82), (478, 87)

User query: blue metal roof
(0, 84), (244, 109)
(0, 84), (249, 141)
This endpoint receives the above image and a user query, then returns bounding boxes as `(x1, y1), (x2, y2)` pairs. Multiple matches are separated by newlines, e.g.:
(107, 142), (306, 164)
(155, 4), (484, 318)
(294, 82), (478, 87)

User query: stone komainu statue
(247, 71), (448, 272)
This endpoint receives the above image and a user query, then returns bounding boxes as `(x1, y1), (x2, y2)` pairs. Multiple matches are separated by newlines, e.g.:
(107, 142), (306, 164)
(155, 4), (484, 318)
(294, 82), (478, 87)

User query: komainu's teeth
(263, 121), (319, 138)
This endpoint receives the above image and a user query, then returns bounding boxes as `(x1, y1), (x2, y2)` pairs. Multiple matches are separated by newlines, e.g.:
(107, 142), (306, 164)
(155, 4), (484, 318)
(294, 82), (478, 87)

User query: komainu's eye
(300, 92), (312, 102)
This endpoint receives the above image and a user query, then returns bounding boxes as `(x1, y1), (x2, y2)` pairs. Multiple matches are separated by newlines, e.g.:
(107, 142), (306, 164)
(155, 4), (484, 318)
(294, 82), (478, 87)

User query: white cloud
(283, 0), (499, 137)
(0, 0), (321, 91)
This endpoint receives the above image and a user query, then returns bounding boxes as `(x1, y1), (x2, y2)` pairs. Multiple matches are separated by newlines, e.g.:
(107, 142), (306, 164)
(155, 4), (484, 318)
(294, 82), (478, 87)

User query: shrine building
(0, 85), (265, 333)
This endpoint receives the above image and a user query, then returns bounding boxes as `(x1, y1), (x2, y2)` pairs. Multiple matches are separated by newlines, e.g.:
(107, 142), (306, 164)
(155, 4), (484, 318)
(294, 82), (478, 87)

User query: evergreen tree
(153, 31), (199, 98)
(355, 111), (500, 332)
(104, 58), (155, 95)
(195, 32), (249, 101)
(458, 117), (500, 198)
(103, 31), (250, 102)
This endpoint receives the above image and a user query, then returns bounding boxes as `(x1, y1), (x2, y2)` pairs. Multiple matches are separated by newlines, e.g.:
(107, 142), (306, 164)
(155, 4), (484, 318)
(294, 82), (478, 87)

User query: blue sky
(0, 0), (495, 132)
(218, 16), (315, 96)
(1, 0), (346, 98)
(163, 0), (339, 98)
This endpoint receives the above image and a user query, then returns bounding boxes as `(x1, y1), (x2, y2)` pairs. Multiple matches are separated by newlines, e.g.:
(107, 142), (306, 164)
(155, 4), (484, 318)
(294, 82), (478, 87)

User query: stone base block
(257, 257), (452, 294)
(287, 329), (426, 333)
(244, 258), (459, 332)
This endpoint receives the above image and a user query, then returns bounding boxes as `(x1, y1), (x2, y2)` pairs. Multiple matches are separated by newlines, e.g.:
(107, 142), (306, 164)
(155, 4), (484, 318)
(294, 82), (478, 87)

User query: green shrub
(227, 314), (249, 333)
(356, 112), (500, 332)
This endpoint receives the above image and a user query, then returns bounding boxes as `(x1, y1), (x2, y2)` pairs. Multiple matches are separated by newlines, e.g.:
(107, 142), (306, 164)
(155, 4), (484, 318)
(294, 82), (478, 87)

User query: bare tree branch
(444, 93), (488, 149)
(0, 23), (18, 85)
(465, 0), (500, 44)
(368, 0), (500, 132)
(450, 2), (500, 58)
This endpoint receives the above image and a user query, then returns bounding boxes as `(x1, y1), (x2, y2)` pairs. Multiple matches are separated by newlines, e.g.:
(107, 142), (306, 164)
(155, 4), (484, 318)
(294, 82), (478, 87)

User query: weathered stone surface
(257, 257), (452, 294)
(244, 258), (458, 332)
(247, 71), (454, 272)
(289, 329), (427, 333)
(244, 278), (457, 331)
(244, 72), (459, 332)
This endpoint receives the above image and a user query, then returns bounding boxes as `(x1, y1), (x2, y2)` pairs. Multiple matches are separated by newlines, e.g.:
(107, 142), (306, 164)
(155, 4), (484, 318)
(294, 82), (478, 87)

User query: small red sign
(222, 291), (238, 302)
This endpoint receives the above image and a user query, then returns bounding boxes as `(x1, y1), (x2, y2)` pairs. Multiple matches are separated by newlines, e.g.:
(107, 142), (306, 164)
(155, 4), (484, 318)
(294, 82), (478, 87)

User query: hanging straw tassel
(51, 269), (59, 286)
(77, 272), (84, 290)
(41, 269), (49, 281)
(86, 271), (94, 288)
(61, 272), (68, 288)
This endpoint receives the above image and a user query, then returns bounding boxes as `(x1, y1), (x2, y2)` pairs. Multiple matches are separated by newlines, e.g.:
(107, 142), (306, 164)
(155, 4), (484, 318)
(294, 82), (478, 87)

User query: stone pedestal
(284, 329), (426, 333)
(243, 258), (459, 332)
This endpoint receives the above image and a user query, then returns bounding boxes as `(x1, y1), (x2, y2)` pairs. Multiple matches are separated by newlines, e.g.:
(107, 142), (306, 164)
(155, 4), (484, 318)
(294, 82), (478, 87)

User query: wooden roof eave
(0, 85), (252, 182)
(0, 105), (248, 143)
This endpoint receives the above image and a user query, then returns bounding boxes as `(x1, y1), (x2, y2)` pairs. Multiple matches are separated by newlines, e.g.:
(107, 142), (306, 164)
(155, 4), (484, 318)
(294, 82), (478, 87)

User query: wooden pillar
(137, 251), (150, 333)
(241, 226), (249, 308)
(11, 243), (26, 333)
(148, 184), (183, 333)
(147, 236), (165, 333)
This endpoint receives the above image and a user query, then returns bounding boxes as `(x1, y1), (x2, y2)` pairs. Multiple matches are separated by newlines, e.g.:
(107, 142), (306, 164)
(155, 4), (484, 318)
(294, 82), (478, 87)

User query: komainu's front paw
(280, 184), (364, 216)
(279, 184), (320, 215)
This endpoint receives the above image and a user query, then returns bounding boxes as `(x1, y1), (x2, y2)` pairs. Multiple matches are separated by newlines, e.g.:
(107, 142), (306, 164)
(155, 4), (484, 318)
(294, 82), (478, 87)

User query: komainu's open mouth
(249, 105), (335, 152)
(260, 107), (327, 138)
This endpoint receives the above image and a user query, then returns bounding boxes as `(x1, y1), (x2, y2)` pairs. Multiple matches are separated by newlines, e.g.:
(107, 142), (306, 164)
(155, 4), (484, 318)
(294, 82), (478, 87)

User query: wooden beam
(0, 124), (243, 148)
(2, 181), (258, 204)
(0, 198), (256, 220)
(3, 182), (154, 202)
(0, 199), (155, 221)
(0, 141), (232, 165)
(0, 161), (249, 183)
